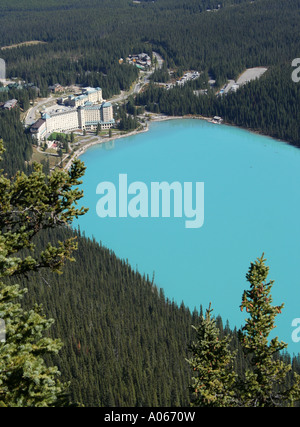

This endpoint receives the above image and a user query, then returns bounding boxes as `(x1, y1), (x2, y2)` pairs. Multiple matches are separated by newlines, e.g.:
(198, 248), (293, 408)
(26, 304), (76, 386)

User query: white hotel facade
(31, 87), (115, 141)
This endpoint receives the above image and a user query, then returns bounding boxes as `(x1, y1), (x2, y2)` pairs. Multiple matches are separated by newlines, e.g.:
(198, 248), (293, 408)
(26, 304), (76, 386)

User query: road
(26, 51), (165, 172)
(153, 51), (164, 69)
(110, 51), (164, 103)
(63, 53), (165, 170)
(26, 51), (165, 123)
(25, 95), (55, 127)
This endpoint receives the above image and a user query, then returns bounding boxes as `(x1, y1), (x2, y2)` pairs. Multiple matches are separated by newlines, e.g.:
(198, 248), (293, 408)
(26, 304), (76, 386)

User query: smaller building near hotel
(30, 118), (47, 141)
(48, 83), (64, 93)
(3, 99), (18, 110)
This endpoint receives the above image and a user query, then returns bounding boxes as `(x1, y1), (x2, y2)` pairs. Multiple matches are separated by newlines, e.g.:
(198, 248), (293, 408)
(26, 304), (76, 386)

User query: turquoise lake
(75, 119), (300, 354)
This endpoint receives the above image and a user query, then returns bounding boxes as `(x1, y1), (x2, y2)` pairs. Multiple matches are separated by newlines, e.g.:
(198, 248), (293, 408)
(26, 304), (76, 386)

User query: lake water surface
(75, 119), (300, 354)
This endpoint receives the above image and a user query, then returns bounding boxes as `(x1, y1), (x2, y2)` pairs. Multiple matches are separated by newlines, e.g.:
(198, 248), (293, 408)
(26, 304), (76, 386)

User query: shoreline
(65, 114), (212, 166)
(64, 124), (150, 171)
(63, 114), (194, 170)
(64, 113), (291, 171)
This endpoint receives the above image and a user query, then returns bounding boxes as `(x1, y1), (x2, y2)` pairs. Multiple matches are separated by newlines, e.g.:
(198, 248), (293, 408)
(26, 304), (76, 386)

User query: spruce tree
(0, 139), (88, 406)
(238, 254), (300, 407)
(187, 255), (300, 407)
(187, 304), (237, 407)
(0, 284), (68, 407)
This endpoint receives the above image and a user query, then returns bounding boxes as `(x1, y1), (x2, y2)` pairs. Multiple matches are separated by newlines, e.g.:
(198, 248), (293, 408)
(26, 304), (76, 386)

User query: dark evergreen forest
(1, 0), (300, 406)
(0, 0), (299, 142)
(0, 108), (33, 176)
(1, 0), (299, 92)
(136, 64), (300, 146)
(7, 227), (299, 407)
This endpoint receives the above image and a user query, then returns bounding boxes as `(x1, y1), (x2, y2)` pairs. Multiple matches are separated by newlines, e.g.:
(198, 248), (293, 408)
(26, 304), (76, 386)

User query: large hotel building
(31, 87), (114, 141)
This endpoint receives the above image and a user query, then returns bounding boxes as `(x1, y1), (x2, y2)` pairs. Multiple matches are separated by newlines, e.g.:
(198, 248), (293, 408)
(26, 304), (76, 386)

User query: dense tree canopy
(1, 0), (299, 96)
(136, 63), (300, 146)
(187, 256), (300, 407)
(0, 0), (300, 407)
(0, 140), (87, 406)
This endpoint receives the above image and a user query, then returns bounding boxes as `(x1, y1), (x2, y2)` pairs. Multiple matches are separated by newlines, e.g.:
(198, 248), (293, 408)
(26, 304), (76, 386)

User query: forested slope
(15, 227), (199, 406)
(4, 226), (298, 407)
(0, 109), (33, 176)
(1, 0), (300, 406)
(136, 63), (300, 146)
(1, 0), (299, 94)
(1, 0), (299, 143)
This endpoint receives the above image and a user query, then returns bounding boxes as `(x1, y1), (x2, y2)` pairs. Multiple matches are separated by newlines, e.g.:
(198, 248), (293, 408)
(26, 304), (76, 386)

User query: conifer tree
(0, 139), (88, 406)
(188, 255), (300, 407)
(187, 304), (237, 407)
(238, 254), (300, 407)
(0, 284), (68, 407)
